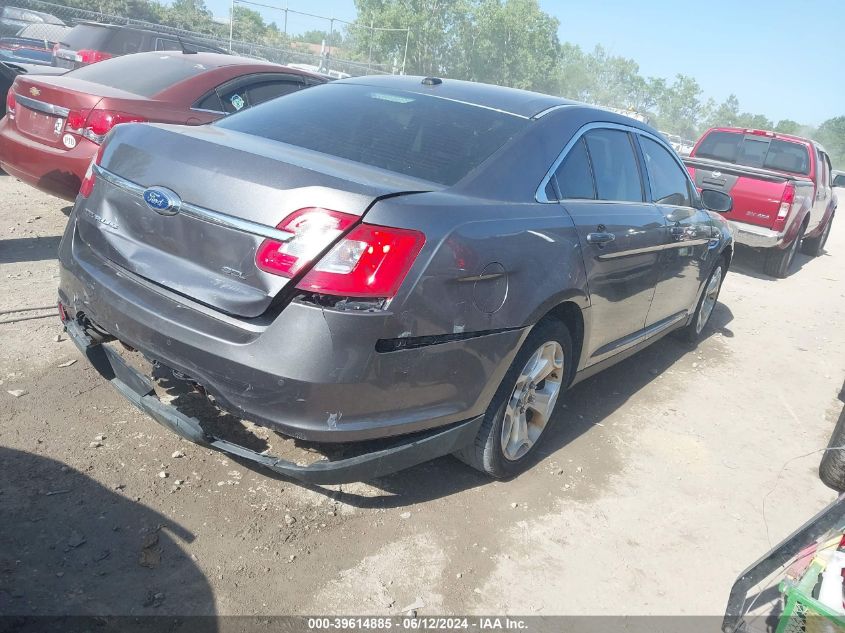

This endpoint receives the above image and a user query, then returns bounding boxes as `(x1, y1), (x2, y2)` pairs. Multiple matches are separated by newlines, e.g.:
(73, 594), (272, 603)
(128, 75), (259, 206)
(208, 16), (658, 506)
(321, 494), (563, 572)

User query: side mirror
(833, 175), (845, 188)
(701, 189), (733, 213)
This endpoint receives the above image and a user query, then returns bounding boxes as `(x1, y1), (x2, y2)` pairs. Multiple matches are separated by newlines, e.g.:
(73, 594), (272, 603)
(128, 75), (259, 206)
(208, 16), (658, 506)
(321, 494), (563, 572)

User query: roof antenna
(176, 35), (197, 55)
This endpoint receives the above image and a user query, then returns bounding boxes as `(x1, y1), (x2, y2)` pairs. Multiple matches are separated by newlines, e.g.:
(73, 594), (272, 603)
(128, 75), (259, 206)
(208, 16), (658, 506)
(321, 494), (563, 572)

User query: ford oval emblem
(142, 187), (181, 216)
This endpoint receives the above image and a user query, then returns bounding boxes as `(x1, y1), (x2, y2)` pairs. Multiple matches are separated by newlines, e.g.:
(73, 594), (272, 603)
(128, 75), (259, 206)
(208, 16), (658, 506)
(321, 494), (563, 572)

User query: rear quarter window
(66, 53), (212, 97)
(215, 83), (527, 186)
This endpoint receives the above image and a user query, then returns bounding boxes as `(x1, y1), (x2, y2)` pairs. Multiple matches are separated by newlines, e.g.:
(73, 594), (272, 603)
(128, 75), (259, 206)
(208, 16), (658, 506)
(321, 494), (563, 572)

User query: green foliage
(453, 0), (559, 91)
(774, 119), (801, 135)
(815, 117), (845, 169)
(297, 29), (344, 47)
(30, 0), (845, 157)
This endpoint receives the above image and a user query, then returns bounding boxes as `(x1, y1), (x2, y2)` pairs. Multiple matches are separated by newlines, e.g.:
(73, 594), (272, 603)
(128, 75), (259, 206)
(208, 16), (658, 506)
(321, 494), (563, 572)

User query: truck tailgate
(685, 157), (810, 229)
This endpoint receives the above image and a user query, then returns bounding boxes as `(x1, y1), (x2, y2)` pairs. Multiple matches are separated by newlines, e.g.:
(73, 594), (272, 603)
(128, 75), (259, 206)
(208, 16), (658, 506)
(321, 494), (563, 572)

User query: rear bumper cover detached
(63, 318), (483, 484)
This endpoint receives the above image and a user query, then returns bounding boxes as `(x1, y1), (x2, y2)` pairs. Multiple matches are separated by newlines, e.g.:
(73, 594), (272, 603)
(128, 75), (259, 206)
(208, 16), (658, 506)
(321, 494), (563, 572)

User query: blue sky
(203, 0), (844, 125)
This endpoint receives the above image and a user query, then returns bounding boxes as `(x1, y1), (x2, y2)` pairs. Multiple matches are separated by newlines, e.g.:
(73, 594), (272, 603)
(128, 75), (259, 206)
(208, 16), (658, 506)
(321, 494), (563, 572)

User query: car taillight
(297, 224), (425, 298)
(256, 208), (358, 278)
(78, 144), (105, 199)
(66, 108), (147, 144)
(5, 90), (14, 120)
(773, 183), (795, 232)
(75, 49), (112, 64)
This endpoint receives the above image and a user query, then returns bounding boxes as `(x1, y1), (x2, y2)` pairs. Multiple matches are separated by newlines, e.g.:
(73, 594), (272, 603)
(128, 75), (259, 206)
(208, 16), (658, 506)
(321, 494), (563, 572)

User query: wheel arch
(535, 299), (585, 384)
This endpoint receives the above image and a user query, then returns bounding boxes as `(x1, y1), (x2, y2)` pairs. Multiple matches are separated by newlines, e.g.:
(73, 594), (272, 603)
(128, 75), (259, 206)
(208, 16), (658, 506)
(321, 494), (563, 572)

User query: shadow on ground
(0, 447), (215, 617)
(729, 243), (825, 281)
(0, 236), (62, 264)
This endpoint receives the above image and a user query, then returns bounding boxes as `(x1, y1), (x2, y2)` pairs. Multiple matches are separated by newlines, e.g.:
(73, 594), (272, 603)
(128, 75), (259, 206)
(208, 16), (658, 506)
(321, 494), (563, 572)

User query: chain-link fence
(1, 0), (400, 77)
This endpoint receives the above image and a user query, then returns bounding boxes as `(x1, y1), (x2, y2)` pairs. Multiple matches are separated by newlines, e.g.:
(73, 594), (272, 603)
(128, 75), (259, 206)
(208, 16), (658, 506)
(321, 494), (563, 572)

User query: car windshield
(215, 82), (528, 186)
(65, 53), (211, 97)
(695, 131), (811, 175)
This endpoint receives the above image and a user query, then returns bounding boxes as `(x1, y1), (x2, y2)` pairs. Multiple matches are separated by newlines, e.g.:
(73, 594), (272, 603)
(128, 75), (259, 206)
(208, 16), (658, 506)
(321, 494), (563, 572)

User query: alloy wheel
(500, 340), (564, 461)
(696, 266), (723, 334)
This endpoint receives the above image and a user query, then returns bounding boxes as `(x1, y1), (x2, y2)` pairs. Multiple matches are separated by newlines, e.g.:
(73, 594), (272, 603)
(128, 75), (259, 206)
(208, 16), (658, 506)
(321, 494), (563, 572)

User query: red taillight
(66, 108), (147, 144)
(773, 183), (795, 232)
(256, 208), (358, 278)
(57, 302), (68, 322)
(78, 144), (105, 199)
(75, 49), (113, 64)
(297, 224), (425, 298)
(5, 89), (14, 120)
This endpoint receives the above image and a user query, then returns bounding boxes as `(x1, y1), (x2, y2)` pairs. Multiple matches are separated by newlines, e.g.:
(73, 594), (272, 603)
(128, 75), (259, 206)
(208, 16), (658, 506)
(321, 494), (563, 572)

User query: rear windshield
(695, 131), (811, 175)
(215, 83), (528, 186)
(61, 24), (113, 50)
(66, 53), (210, 97)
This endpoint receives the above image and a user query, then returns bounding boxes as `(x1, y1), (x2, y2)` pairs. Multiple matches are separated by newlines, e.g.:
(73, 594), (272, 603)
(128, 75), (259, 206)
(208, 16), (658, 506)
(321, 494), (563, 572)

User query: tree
(815, 116), (845, 169)
(353, 0), (469, 75)
(734, 112), (773, 130)
(705, 94), (740, 129)
(297, 29), (344, 48)
(455, 0), (559, 91)
(231, 5), (270, 44)
(164, 0), (215, 32)
(775, 119), (801, 135)
(654, 74), (704, 139)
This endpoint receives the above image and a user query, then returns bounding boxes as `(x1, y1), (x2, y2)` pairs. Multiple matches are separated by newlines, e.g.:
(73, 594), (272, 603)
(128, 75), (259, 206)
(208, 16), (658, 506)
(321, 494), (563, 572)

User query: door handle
(670, 226), (686, 240)
(586, 232), (615, 245)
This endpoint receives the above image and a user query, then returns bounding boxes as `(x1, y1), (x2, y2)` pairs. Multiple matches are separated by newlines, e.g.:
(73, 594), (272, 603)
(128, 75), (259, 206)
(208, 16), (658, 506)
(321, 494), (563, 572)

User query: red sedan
(0, 51), (325, 200)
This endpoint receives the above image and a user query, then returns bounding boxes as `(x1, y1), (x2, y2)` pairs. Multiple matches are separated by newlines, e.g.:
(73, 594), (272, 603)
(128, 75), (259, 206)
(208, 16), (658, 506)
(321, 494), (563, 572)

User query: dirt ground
(1, 171), (843, 622)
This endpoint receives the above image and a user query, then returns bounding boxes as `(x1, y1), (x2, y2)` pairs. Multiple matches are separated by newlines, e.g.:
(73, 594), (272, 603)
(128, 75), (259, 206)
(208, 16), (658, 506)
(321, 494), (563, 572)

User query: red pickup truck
(684, 127), (837, 277)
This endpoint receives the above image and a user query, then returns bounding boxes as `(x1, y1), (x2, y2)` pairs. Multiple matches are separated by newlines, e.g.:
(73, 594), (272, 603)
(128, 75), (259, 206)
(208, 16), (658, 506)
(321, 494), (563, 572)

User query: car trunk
(10, 74), (140, 150)
(685, 156), (808, 229)
(79, 123), (433, 318)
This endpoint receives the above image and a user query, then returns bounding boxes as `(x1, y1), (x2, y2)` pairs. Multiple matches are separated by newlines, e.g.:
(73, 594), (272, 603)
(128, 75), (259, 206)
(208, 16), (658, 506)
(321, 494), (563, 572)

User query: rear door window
(584, 129), (643, 202)
(639, 136), (692, 207)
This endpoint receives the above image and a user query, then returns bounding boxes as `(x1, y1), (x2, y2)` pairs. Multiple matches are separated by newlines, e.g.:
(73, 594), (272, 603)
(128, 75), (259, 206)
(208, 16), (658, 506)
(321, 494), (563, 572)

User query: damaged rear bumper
(63, 319), (483, 484)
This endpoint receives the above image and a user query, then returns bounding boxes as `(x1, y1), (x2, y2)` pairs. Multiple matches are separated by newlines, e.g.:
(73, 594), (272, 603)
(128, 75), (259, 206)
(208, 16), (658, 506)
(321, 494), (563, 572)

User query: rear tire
(819, 403), (845, 493)
(455, 318), (574, 479)
(764, 223), (805, 278)
(802, 213), (834, 257)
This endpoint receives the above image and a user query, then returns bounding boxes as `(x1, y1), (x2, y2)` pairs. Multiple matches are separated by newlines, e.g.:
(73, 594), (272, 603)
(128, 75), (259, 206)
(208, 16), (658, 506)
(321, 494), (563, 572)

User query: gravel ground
(0, 172), (843, 621)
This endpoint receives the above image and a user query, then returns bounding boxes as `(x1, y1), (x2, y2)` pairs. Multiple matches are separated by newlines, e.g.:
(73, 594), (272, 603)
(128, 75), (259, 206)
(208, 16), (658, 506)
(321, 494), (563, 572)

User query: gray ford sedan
(57, 75), (734, 483)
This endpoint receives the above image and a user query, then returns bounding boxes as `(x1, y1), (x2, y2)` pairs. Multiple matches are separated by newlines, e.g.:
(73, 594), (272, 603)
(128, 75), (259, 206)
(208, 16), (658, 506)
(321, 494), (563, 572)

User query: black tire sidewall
(478, 319), (574, 478)
(683, 258), (725, 342)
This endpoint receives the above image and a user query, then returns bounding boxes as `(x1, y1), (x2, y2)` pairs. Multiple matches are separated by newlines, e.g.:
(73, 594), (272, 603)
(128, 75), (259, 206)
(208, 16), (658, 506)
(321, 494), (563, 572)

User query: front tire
(764, 223), (805, 278)
(455, 318), (574, 478)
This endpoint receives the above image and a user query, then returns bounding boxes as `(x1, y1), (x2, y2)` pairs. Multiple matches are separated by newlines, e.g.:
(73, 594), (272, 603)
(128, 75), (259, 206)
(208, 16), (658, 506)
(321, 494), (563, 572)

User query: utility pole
(401, 28), (409, 75)
(367, 20), (373, 72)
(228, 0), (234, 51)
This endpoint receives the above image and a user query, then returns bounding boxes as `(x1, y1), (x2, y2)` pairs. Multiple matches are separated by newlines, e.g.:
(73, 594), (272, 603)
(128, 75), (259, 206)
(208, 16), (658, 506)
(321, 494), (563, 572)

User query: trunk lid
(78, 123), (433, 318)
(685, 156), (808, 229)
(11, 75), (139, 149)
